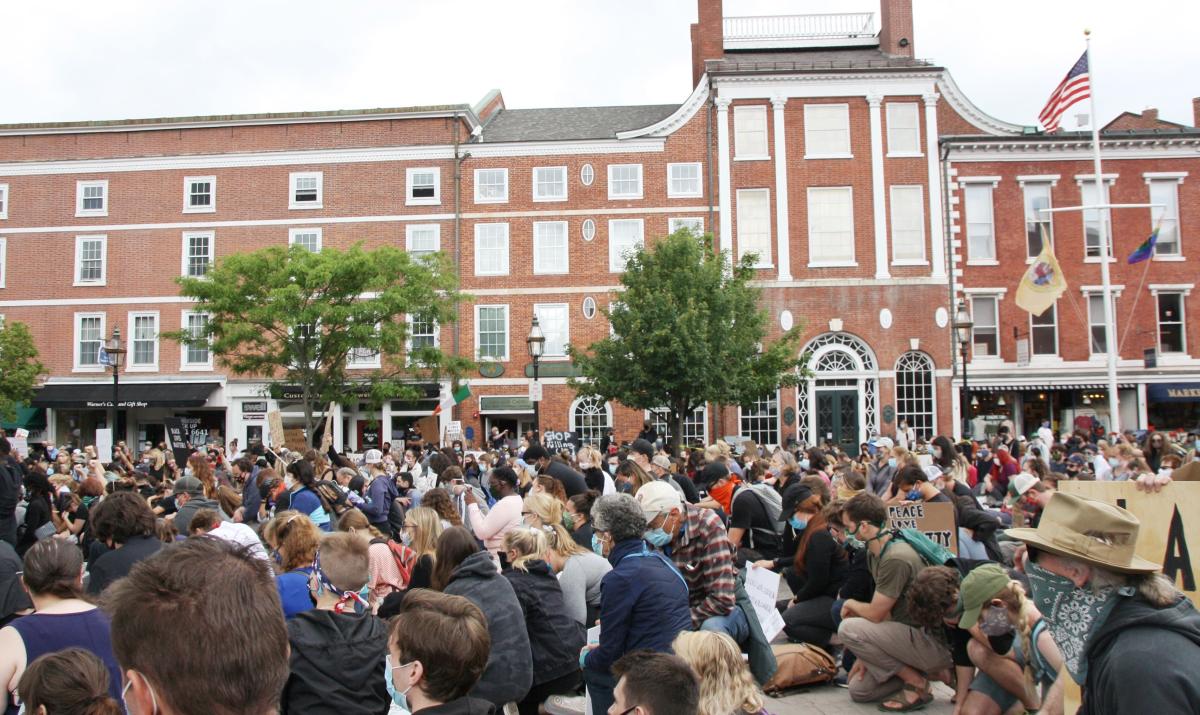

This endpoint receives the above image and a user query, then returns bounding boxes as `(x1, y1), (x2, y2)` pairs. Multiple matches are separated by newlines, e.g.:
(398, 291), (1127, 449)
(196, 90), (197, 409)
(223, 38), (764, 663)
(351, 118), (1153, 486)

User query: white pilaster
(924, 93), (946, 278)
(770, 96), (792, 281)
(868, 92), (890, 279)
(715, 97), (734, 262)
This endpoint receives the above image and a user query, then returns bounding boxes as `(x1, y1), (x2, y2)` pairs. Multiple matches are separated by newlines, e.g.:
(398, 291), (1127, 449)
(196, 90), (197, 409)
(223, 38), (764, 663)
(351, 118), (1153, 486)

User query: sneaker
(833, 674), (849, 689)
(544, 695), (586, 715)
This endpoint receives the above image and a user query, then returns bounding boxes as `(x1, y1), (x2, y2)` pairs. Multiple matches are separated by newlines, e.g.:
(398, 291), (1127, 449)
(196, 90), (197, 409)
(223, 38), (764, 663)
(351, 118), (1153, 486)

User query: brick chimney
(1142, 108), (1159, 123)
(1193, 97), (1199, 128)
(878, 0), (914, 58)
(691, 0), (723, 87)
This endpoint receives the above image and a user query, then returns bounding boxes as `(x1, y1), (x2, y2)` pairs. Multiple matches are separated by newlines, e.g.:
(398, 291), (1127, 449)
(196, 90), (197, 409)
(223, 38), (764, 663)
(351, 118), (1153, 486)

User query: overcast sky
(3, 0), (1196, 129)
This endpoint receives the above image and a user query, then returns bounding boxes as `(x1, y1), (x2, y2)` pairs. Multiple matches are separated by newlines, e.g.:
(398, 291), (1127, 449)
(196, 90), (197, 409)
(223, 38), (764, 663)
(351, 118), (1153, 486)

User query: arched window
(570, 396), (612, 446)
(895, 351), (935, 439)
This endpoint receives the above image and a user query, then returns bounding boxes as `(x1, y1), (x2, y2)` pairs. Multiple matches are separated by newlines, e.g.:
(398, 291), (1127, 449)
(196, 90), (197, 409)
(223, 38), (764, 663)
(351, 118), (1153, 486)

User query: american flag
(1038, 51), (1090, 132)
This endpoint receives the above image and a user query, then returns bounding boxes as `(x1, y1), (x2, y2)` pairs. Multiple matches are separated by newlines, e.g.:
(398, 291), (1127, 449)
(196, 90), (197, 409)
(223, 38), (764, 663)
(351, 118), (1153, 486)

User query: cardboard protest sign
(1059, 481), (1199, 606)
(267, 411), (285, 449)
(887, 501), (958, 555)
(284, 428), (308, 453)
(542, 429), (582, 456)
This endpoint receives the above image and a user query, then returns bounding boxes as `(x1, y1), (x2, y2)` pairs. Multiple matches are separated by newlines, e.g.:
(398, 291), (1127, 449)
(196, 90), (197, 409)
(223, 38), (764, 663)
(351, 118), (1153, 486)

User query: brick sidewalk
(769, 682), (957, 715)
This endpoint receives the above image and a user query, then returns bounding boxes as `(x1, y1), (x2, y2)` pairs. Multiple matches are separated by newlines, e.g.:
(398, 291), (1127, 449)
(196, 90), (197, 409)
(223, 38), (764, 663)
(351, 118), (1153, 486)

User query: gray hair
(1058, 554), (1180, 607)
(591, 494), (647, 543)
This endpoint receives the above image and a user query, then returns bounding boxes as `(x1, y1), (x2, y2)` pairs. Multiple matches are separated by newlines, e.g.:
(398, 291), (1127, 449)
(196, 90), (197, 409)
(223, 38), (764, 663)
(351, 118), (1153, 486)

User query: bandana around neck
(1024, 561), (1128, 684)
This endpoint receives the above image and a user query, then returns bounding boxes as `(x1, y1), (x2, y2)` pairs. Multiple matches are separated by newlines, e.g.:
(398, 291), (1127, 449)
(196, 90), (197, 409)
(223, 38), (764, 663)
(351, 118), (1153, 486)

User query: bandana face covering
(708, 477), (739, 514)
(1025, 561), (1127, 684)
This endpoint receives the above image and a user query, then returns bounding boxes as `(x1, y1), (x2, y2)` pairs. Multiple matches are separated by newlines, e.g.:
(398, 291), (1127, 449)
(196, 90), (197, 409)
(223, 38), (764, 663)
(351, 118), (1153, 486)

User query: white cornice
(617, 76), (710, 140)
(935, 71), (1026, 137)
(470, 137), (665, 157)
(943, 138), (1200, 162)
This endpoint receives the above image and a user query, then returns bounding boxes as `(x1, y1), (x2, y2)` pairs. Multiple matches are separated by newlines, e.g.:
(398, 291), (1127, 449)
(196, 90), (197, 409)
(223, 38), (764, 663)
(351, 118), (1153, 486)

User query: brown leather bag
(762, 643), (837, 694)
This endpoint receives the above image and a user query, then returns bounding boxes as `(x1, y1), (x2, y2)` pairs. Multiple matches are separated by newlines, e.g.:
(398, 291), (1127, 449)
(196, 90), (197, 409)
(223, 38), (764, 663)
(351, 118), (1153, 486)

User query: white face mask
(284, 475), (296, 490)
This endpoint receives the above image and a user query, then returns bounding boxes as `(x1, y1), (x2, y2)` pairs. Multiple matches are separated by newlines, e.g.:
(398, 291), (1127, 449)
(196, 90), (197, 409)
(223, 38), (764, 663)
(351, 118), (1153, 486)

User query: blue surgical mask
(385, 659), (414, 714)
(799, 458), (811, 471)
(1108, 457), (1120, 468)
(591, 533), (605, 556)
(906, 488), (922, 501)
(788, 515), (807, 531)
(645, 528), (670, 548)
(887, 457), (897, 469)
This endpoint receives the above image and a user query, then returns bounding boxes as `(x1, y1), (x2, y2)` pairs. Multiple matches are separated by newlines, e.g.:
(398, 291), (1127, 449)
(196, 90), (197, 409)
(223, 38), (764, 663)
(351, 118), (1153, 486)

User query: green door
(816, 390), (859, 452)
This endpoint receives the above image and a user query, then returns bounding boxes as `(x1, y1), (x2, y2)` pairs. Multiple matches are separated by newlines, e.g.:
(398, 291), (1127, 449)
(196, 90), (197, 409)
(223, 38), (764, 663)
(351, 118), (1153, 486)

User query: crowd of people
(0, 418), (1197, 715)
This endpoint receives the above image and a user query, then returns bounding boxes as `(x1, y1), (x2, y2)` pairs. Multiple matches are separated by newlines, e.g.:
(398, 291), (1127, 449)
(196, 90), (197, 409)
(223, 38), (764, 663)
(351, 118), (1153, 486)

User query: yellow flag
(1015, 231), (1067, 317)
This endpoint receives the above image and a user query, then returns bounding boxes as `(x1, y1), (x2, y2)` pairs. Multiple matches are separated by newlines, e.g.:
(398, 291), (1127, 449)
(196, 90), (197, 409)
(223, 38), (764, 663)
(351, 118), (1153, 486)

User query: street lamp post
(953, 301), (973, 440)
(106, 327), (126, 441)
(526, 316), (545, 440)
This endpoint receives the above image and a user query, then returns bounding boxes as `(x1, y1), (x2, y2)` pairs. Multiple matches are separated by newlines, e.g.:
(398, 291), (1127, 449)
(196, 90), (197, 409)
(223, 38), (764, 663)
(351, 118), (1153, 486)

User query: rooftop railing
(723, 13), (877, 50)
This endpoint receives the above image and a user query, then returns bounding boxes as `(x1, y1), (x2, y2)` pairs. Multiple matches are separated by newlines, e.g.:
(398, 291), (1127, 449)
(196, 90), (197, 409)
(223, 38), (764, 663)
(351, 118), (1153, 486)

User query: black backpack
(385, 480), (407, 540)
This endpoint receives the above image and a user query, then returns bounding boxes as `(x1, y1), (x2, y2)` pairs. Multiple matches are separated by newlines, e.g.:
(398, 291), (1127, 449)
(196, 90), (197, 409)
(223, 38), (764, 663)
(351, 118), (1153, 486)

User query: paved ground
(769, 682), (956, 715)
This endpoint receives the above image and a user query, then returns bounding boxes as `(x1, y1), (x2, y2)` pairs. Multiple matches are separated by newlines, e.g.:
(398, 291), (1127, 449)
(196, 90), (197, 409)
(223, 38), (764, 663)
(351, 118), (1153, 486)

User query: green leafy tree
(170, 244), (470, 442)
(0, 321), (46, 424)
(570, 230), (807, 453)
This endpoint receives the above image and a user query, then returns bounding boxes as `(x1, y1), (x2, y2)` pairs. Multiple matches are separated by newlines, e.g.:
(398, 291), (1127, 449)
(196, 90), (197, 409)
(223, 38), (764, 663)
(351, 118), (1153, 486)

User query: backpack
(372, 537), (418, 589)
(889, 528), (956, 567)
(313, 480), (352, 529)
(735, 483), (785, 548)
(762, 643), (837, 694)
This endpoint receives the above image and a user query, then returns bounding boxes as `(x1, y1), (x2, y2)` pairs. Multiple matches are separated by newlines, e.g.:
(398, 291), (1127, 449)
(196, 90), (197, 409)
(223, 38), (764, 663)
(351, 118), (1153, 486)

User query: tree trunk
(301, 380), (315, 452)
(669, 399), (687, 457)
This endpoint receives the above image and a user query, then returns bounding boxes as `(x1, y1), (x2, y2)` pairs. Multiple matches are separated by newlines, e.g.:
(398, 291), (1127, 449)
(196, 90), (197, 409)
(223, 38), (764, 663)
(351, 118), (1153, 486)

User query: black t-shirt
(730, 486), (781, 558)
(545, 460), (588, 498)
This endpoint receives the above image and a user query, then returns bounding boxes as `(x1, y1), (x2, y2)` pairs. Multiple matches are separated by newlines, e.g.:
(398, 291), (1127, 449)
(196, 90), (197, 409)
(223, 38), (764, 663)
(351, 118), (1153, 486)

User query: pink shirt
(468, 494), (523, 553)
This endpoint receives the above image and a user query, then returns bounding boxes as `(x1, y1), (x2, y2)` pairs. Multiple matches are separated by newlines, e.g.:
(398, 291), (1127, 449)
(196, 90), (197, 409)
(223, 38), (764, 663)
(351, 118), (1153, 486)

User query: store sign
(524, 362), (582, 378)
(84, 400), (150, 408)
(479, 362), (505, 378)
(243, 401), (269, 413)
(1015, 339), (1030, 367)
(478, 396), (533, 413)
(1147, 383), (1200, 402)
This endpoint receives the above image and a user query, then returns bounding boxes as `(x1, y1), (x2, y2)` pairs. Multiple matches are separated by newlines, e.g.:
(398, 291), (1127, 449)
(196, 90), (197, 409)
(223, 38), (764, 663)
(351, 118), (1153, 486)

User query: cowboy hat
(1006, 492), (1160, 574)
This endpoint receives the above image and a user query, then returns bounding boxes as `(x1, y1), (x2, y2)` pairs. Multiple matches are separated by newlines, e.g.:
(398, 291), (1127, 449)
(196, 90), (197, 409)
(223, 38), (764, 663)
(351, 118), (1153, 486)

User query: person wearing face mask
(1008, 493), (1200, 714)
(384, 589), (494, 715)
(866, 437), (896, 497)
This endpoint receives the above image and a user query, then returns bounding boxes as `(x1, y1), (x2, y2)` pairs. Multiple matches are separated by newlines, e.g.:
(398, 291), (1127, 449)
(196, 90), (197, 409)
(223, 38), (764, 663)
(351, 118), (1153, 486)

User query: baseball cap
(1010, 472), (1040, 496)
(1067, 454), (1086, 466)
(958, 563), (1012, 629)
(651, 454), (672, 471)
(172, 475), (204, 496)
(871, 437), (894, 451)
(364, 449), (383, 465)
(697, 461), (730, 489)
(630, 439), (655, 460)
(780, 483), (814, 515)
(634, 481), (682, 519)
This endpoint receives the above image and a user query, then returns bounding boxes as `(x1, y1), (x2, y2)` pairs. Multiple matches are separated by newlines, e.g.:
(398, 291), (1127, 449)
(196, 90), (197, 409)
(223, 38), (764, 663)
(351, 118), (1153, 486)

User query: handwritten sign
(542, 430), (581, 456)
(744, 564), (786, 641)
(887, 501), (958, 555)
(267, 410), (285, 449)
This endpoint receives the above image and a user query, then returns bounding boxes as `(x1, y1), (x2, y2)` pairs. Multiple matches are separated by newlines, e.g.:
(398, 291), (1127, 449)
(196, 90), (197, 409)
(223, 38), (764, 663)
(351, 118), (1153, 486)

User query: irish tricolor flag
(433, 384), (471, 416)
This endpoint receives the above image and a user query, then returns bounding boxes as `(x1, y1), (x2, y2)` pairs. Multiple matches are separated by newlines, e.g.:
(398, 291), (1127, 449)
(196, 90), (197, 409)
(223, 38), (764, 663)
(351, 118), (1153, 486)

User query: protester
(672, 630), (763, 715)
(0, 440), (20, 548)
(566, 490), (598, 550)
(607, 651), (699, 715)
(399, 506), (442, 590)
(524, 444), (588, 497)
(695, 462), (782, 563)
(266, 511), (322, 620)
(16, 648), (122, 715)
(866, 437), (896, 497)
(421, 487), (463, 528)
(87, 491), (163, 594)
(15, 469), (53, 557)
(336, 508), (408, 612)
(0, 539), (122, 713)
(463, 466), (522, 555)
(188, 508), (270, 562)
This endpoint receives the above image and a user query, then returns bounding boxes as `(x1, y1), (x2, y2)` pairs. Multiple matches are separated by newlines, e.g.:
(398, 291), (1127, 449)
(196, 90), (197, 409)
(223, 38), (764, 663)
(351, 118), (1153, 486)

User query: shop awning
(1147, 383), (1200, 403)
(32, 382), (219, 409)
(0, 405), (45, 430)
(967, 383), (1135, 393)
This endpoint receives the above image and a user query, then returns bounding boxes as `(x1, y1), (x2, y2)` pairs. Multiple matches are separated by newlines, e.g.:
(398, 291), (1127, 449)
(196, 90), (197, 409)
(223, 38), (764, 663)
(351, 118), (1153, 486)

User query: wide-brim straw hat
(1006, 492), (1160, 574)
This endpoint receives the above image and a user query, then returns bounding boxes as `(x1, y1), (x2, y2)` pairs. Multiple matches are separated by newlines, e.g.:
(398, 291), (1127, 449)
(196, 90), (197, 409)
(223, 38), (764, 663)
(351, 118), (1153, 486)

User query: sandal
(878, 683), (933, 713)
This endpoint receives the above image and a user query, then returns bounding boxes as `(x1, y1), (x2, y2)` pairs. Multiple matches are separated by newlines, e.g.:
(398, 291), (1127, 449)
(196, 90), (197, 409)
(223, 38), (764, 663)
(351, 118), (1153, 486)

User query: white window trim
(534, 303), (570, 359)
(1146, 177), (1184, 260)
(75, 180), (109, 218)
(733, 105), (770, 161)
(806, 186), (856, 267)
(885, 103), (922, 158)
(182, 175), (217, 214)
(803, 103), (853, 160)
(0, 183), (8, 220)
(1022, 181), (1055, 264)
(0, 237), (6, 289)
(406, 167), (442, 206)
(667, 162), (703, 198)
(1082, 290), (1121, 358)
(404, 315), (440, 366)
(963, 182), (997, 265)
(473, 168), (509, 204)
(73, 312), (106, 373)
(1016, 174), (1061, 187)
(532, 166), (568, 203)
(474, 223), (510, 276)
(288, 171), (323, 210)
(1150, 289), (1190, 356)
(347, 322), (384, 370)
(580, 164), (595, 186)
(968, 292), (1004, 362)
(180, 310), (214, 370)
(73, 235), (107, 287)
(736, 188), (772, 268)
(889, 184), (927, 265)
(668, 217), (704, 235)
(532, 221), (570, 275)
(180, 230), (215, 278)
(126, 310), (161, 372)
(288, 227), (323, 252)
(474, 304), (510, 362)
(1028, 304), (1061, 361)
(607, 164), (644, 200)
(405, 223), (441, 256)
(1078, 177), (1115, 263)
(607, 218), (645, 273)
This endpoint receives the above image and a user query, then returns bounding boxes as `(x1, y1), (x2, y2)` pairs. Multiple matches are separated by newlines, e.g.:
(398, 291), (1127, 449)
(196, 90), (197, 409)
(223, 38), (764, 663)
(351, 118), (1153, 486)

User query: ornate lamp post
(953, 301), (973, 439)
(106, 327), (126, 440)
(526, 316), (545, 439)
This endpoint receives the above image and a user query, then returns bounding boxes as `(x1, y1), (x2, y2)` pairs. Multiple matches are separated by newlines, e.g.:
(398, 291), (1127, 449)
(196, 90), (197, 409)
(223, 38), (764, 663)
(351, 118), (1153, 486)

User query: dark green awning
(0, 405), (45, 430)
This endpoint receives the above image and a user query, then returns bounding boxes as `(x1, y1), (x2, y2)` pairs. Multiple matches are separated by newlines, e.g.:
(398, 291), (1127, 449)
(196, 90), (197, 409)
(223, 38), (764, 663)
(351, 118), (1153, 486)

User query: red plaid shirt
(668, 503), (737, 628)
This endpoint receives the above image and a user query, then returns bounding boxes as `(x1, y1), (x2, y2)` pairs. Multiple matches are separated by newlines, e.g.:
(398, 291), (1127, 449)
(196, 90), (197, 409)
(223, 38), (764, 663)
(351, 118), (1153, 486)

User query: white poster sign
(95, 428), (113, 464)
(744, 564), (786, 641)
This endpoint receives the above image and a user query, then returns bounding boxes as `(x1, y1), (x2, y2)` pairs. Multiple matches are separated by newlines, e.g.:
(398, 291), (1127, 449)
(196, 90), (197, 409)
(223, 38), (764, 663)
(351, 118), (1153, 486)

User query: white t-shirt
(206, 522), (270, 562)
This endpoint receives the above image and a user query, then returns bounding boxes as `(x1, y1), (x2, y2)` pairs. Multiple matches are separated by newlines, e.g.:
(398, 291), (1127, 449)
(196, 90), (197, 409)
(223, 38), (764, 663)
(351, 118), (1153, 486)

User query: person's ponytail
(82, 695), (124, 715)
(17, 648), (121, 715)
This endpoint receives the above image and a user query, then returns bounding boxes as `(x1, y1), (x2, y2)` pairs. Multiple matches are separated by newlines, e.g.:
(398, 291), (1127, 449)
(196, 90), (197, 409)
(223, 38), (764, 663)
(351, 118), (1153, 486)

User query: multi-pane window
(0, 184), (9, 219)
(1157, 293), (1186, 353)
(475, 305), (509, 361)
(740, 394), (779, 447)
(183, 312), (211, 367)
(580, 164), (595, 186)
(1087, 294), (1116, 354)
(408, 316), (438, 352)
(347, 321), (382, 368)
(183, 231), (214, 277)
(474, 168), (508, 203)
(1081, 181), (1112, 258)
(533, 221), (568, 274)
(804, 104), (851, 157)
(964, 184), (996, 261)
(733, 106), (768, 159)
(608, 164), (643, 199)
(75, 314), (104, 369)
(970, 296), (999, 357)
(572, 397), (611, 446)
(75, 236), (106, 285)
(533, 167), (567, 201)
(647, 405), (708, 447)
(1023, 183), (1053, 258)
(669, 217), (704, 236)
(668, 163), (702, 198)
(1030, 303), (1058, 356)
(889, 185), (925, 263)
(474, 223), (509, 276)
(289, 172), (322, 209)
(406, 224), (440, 259)
(608, 219), (644, 272)
(534, 303), (569, 357)
(406, 168), (440, 205)
(130, 313), (158, 368)
(76, 180), (108, 217)
(289, 228), (321, 252)
(184, 176), (215, 213)
(1149, 180), (1181, 256)
(886, 103), (920, 155)
(895, 352), (934, 439)
(736, 189), (771, 266)
(807, 187), (854, 265)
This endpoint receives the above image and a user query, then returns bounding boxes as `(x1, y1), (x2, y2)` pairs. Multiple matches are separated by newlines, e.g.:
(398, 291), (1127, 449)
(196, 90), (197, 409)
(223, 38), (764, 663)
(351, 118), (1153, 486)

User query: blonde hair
(503, 527), (550, 572)
(576, 446), (602, 469)
(404, 506), (443, 558)
(993, 579), (1041, 700)
(524, 493), (586, 557)
(335, 508), (386, 540)
(672, 631), (763, 715)
(266, 510), (321, 571)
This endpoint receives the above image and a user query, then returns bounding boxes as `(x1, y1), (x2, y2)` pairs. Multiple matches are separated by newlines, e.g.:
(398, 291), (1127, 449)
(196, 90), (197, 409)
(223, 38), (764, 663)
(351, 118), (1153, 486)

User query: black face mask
(987, 631), (1016, 654)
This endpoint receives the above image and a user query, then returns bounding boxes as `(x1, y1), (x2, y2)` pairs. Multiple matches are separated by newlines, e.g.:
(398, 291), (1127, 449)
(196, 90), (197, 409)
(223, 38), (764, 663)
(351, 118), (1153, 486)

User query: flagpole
(1085, 29), (1122, 436)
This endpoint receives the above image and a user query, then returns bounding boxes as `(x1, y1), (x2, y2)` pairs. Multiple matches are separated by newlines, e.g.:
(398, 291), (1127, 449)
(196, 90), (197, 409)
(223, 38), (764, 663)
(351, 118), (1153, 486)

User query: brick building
(0, 0), (1196, 451)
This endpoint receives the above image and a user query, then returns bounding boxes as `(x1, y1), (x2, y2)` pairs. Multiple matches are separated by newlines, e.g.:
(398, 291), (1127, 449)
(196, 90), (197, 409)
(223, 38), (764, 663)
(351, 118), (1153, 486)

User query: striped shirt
(668, 504), (737, 627)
